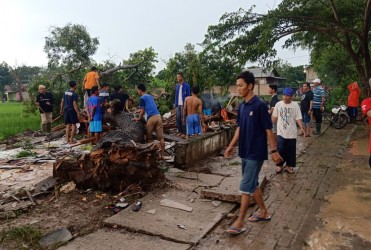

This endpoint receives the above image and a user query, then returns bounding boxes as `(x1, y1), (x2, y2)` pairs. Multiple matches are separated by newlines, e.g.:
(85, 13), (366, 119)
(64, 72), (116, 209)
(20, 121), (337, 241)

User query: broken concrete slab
(166, 172), (224, 192)
(201, 175), (268, 203)
(39, 227), (72, 248)
(160, 199), (193, 212)
(104, 189), (236, 245)
(58, 229), (190, 250)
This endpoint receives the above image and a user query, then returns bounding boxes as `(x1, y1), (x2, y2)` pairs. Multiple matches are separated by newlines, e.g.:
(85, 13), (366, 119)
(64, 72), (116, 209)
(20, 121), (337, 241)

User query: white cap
(312, 78), (321, 83)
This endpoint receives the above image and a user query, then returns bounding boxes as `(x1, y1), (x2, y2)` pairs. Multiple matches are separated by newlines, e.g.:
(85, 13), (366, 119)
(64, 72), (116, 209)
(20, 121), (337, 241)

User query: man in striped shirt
(310, 78), (325, 135)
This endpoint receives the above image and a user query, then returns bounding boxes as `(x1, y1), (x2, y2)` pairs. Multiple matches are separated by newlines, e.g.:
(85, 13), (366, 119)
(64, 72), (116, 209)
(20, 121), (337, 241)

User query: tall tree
(0, 62), (12, 96)
(275, 62), (306, 87)
(44, 23), (99, 69)
(203, 0), (371, 91)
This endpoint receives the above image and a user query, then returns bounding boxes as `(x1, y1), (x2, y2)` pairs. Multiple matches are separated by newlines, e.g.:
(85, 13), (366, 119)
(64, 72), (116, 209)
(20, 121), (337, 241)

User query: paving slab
(166, 172), (224, 191)
(58, 229), (190, 250)
(201, 175), (267, 203)
(104, 189), (236, 245)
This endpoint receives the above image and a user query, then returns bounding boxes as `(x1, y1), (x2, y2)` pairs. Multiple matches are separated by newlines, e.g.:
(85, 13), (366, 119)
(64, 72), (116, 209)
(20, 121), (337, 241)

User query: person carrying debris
(174, 72), (191, 138)
(86, 86), (102, 143)
(224, 71), (282, 235)
(133, 84), (165, 160)
(35, 85), (54, 133)
(182, 86), (205, 139)
(60, 81), (80, 145)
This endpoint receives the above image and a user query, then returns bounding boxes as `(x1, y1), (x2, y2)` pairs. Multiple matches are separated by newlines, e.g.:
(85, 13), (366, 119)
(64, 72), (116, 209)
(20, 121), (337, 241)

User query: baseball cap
(312, 78), (321, 83)
(361, 98), (371, 115)
(283, 87), (294, 96)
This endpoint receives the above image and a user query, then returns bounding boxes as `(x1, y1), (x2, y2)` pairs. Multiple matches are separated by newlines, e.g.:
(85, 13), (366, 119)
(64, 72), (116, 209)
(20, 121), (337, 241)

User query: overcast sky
(1, 0), (309, 71)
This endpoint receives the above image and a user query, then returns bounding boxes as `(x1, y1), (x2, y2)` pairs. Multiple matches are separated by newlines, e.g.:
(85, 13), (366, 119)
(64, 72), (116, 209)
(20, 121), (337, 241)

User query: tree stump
(53, 131), (163, 192)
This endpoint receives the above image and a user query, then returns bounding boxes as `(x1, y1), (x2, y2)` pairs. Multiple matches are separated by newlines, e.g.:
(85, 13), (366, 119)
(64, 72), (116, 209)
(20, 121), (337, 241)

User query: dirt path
(196, 124), (371, 249)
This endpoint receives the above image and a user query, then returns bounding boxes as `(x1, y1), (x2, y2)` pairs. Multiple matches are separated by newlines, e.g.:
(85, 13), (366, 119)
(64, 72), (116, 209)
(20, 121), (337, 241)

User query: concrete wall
(174, 127), (236, 168)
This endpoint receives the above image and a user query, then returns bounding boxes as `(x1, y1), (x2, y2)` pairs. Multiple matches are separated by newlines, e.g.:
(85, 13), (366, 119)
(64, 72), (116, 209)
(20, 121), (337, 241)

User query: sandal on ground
(285, 166), (294, 174)
(225, 226), (246, 235)
(276, 166), (283, 174)
(247, 215), (272, 222)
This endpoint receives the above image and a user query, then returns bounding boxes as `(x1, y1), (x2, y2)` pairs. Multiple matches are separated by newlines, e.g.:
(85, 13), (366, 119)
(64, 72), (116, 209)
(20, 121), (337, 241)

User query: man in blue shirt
(86, 86), (102, 143)
(133, 84), (165, 159)
(60, 81), (80, 144)
(174, 72), (191, 137)
(224, 71), (282, 235)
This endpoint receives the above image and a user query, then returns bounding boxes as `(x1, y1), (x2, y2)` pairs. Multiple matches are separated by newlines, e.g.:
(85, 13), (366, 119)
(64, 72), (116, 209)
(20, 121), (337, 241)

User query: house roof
(246, 67), (281, 78)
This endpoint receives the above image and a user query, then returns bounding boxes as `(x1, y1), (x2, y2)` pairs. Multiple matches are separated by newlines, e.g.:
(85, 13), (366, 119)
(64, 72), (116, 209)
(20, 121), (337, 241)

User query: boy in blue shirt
(86, 86), (102, 143)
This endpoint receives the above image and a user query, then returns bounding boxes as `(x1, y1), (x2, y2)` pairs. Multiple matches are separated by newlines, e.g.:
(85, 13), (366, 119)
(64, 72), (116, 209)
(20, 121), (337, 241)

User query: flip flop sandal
(285, 166), (294, 174)
(247, 215), (272, 222)
(225, 226), (246, 235)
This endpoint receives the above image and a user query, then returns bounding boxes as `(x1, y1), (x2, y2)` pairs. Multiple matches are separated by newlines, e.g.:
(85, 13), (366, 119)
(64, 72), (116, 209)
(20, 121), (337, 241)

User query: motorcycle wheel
(332, 113), (348, 129)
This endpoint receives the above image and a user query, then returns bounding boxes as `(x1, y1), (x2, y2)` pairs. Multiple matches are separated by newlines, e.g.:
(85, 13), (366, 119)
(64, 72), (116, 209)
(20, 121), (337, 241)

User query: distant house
(4, 84), (30, 101)
(225, 67), (286, 96)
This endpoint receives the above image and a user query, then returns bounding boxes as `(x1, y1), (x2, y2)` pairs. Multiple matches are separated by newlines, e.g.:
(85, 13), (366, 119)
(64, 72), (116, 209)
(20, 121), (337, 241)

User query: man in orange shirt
(83, 66), (100, 106)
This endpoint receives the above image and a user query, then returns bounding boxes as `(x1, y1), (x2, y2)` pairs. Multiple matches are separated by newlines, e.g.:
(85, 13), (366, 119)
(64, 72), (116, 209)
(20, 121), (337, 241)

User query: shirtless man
(183, 86), (205, 139)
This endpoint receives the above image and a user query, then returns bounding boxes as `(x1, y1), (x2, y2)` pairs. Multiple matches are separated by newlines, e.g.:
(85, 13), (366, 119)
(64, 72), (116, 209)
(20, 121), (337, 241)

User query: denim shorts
(302, 112), (311, 126)
(239, 159), (264, 195)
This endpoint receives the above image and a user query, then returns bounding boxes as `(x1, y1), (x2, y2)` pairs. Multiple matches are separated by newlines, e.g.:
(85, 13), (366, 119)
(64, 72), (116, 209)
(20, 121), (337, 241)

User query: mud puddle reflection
(306, 136), (371, 249)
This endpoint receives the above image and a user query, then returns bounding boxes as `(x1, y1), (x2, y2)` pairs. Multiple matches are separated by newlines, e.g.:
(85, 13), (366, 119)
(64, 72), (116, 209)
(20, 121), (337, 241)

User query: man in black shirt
(300, 82), (313, 137)
(36, 85), (54, 133)
(268, 84), (279, 136)
(110, 85), (129, 112)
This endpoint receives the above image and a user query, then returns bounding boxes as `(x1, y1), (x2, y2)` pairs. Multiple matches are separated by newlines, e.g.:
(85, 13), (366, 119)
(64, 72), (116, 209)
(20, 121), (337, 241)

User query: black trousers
(313, 108), (322, 124)
(276, 136), (297, 168)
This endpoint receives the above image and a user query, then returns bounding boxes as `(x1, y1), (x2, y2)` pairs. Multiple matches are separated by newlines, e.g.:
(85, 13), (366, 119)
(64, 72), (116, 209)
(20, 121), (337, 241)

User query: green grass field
(0, 102), (40, 139)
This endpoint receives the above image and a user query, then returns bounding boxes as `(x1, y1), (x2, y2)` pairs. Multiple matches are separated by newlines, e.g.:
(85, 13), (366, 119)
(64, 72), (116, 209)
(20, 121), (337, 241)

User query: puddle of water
(307, 177), (371, 249)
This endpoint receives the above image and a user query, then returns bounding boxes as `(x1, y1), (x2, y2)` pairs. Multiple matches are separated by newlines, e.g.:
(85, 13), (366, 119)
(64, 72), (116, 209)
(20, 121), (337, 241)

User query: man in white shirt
(174, 72), (191, 137)
(272, 88), (304, 174)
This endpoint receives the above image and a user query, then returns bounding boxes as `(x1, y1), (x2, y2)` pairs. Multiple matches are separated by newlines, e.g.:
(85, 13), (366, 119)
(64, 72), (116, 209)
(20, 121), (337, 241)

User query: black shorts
(64, 109), (78, 124)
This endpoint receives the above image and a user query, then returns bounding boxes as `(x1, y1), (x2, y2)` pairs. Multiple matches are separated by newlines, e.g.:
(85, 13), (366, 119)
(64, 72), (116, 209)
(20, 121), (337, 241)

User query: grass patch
(0, 225), (42, 249)
(0, 102), (40, 139)
(16, 150), (36, 158)
(229, 161), (240, 166)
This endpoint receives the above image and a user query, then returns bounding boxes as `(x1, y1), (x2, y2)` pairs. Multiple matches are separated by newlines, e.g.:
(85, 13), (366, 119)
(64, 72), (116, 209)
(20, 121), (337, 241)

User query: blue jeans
(176, 105), (186, 134)
(239, 159), (264, 194)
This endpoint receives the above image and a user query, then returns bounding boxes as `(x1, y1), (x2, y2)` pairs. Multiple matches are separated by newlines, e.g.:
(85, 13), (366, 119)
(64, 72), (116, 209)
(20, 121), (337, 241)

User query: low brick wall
(174, 126), (236, 168)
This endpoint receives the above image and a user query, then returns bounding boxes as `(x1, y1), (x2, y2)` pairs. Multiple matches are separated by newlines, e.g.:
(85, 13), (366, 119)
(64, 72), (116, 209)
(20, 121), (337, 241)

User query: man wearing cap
(310, 78), (325, 135)
(361, 98), (371, 168)
(36, 85), (54, 133)
(272, 87), (304, 174)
